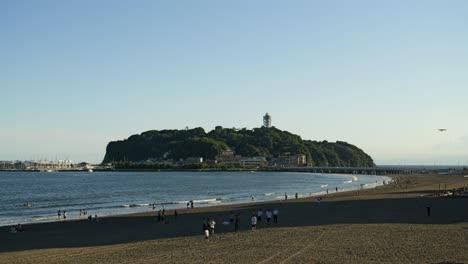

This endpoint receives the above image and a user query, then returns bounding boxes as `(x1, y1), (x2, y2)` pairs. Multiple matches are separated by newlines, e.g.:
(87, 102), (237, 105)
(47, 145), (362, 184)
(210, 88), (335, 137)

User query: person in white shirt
(209, 219), (216, 236)
(273, 209), (279, 223)
(265, 209), (272, 225)
(251, 215), (257, 231)
(257, 209), (263, 223)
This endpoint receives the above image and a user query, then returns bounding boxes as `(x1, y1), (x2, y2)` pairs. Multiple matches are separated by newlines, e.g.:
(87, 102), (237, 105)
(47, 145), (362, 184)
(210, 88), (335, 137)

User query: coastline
(1, 174), (467, 263)
(0, 172), (389, 227)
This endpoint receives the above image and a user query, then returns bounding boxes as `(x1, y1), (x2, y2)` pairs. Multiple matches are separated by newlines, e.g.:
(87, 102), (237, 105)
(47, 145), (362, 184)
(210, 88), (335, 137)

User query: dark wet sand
(1, 174), (467, 264)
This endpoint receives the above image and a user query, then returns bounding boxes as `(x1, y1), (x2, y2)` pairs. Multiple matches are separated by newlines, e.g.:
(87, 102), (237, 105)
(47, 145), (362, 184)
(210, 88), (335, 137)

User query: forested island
(103, 126), (375, 169)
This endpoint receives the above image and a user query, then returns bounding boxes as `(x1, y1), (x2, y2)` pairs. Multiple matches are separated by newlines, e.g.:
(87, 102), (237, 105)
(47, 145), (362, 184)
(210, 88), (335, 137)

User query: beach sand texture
(1, 174), (467, 264)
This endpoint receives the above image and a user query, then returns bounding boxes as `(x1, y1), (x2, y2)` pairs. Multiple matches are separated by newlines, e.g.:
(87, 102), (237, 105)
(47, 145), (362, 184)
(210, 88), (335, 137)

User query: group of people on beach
(156, 207), (166, 222)
(253, 208), (279, 228)
(186, 200), (194, 209)
(202, 208), (280, 238)
(79, 209), (88, 216)
(9, 224), (24, 233)
(57, 210), (67, 219)
(202, 218), (216, 239)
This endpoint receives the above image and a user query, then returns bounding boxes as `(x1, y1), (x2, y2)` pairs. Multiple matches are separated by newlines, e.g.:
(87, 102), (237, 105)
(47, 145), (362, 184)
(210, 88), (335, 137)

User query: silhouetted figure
(234, 214), (240, 232)
(426, 202), (431, 217)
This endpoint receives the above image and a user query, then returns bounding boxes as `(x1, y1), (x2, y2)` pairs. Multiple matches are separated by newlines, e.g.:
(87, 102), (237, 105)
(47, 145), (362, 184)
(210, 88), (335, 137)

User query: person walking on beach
(174, 210), (178, 222)
(285, 193), (288, 200)
(209, 219), (216, 236)
(326, 189), (329, 195)
(251, 214), (257, 231)
(336, 187), (338, 192)
(190, 200), (194, 209)
(266, 209), (272, 226)
(426, 202), (431, 217)
(273, 209), (279, 223)
(257, 209), (263, 223)
(234, 214), (240, 232)
(63, 210), (67, 219)
(295, 193), (298, 199)
(157, 209), (161, 222)
(57, 210), (61, 219)
(186, 202), (190, 209)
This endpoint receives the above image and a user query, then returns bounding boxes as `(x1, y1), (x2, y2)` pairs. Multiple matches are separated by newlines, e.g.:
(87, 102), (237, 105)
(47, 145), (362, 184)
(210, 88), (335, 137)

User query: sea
(0, 171), (390, 226)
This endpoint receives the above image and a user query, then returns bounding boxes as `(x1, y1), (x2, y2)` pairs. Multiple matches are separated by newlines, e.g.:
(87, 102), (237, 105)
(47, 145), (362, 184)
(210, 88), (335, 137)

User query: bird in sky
(438, 129), (447, 132)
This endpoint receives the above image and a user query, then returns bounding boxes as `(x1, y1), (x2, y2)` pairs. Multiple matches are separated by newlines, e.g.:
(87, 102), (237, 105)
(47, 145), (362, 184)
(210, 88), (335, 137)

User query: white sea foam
(193, 198), (217, 204)
(121, 203), (149, 208)
(264, 192), (275, 196)
(320, 184), (328, 188)
(343, 180), (353, 184)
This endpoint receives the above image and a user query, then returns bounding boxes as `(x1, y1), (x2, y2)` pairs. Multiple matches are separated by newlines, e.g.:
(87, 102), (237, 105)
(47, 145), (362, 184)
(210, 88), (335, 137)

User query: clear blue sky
(2, 0), (467, 165)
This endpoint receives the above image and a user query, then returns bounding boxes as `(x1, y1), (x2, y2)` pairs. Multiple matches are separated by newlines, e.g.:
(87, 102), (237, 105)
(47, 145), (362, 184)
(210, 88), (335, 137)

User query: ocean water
(0, 171), (389, 226)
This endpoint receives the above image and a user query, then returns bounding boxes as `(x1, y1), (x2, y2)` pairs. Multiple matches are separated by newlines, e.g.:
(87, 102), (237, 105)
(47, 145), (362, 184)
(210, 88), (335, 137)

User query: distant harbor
(0, 160), (111, 172)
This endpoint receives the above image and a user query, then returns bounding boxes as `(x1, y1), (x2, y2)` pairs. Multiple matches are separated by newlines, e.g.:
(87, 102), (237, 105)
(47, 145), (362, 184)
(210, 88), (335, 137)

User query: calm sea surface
(0, 171), (389, 226)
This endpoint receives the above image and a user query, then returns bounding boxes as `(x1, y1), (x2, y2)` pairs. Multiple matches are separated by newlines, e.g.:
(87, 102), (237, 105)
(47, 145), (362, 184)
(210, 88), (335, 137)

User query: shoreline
(0, 173), (390, 227)
(1, 174), (467, 263)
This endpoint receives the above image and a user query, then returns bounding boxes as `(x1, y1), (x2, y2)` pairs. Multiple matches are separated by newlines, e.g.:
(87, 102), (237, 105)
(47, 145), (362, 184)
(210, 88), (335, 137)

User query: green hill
(103, 126), (375, 167)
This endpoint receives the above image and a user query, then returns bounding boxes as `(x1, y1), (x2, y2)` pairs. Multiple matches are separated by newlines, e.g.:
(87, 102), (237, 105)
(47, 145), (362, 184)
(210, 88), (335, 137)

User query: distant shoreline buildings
(0, 160), (110, 172)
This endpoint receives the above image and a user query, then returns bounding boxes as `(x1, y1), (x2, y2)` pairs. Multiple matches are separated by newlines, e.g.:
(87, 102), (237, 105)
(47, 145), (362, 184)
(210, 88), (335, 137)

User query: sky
(1, 0), (467, 165)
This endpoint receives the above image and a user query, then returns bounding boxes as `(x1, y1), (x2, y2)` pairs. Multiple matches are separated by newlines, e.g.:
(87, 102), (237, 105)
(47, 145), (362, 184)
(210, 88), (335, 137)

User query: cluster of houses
(0, 160), (105, 172)
(145, 148), (308, 168)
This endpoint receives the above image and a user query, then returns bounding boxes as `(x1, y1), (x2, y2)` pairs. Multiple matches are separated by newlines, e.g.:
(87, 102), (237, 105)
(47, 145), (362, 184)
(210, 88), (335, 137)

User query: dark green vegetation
(103, 126), (375, 167)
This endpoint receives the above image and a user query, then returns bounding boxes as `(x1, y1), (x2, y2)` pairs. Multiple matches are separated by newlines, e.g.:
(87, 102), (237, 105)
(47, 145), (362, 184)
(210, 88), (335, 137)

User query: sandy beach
(1, 174), (467, 264)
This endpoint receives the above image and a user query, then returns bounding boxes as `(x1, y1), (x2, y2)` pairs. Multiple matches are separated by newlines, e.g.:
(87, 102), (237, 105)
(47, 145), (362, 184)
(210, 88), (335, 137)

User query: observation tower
(263, 113), (271, 128)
